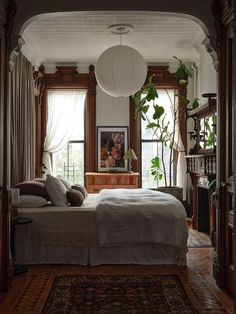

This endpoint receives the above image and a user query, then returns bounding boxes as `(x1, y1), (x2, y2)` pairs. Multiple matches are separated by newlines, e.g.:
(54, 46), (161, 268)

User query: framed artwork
(97, 126), (128, 172)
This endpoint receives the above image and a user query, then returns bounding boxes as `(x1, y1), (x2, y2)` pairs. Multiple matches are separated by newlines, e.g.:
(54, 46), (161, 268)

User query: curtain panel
(42, 90), (86, 175)
(10, 53), (35, 186)
(165, 89), (187, 201)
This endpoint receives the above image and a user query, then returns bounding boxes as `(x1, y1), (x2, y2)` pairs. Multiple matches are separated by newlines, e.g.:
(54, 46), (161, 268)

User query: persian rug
(188, 229), (212, 248)
(42, 274), (199, 313)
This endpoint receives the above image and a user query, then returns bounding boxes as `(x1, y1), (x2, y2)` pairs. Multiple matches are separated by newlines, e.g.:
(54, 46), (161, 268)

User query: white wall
(96, 85), (129, 127)
(198, 45), (217, 104)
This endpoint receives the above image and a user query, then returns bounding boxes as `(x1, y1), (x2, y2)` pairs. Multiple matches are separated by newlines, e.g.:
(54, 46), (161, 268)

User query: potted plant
(132, 57), (200, 201)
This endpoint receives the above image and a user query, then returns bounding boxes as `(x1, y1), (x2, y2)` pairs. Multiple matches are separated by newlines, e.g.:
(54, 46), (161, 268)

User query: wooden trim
(129, 97), (141, 187)
(35, 65), (97, 177)
(34, 65), (45, 178)
(0, 0), (13, 291)
(86, 65), (97, 172)
(212, 0), (235, 297)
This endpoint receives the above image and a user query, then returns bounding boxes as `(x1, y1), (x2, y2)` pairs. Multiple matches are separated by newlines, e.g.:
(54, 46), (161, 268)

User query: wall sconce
(124, 148), (137, 173)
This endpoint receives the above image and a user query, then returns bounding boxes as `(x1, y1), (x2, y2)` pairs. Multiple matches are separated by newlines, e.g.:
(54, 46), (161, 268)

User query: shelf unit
(85, 172), (139, 193)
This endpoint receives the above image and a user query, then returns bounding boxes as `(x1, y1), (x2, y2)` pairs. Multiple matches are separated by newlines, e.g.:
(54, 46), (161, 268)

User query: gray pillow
(12, 195), (47, 208)
(66, 189), (84, 206)
(45, 174), (68, 206)
(72, 184), (88, 198)
(56, 176), (72, 190)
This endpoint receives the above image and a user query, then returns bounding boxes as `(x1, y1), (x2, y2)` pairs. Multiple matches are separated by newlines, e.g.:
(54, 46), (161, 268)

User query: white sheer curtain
(42, 90), (86, 175)
(165, 89), (187, 201)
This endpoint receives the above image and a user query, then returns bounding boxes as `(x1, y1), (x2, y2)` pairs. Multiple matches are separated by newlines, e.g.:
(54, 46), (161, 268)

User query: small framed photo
(97, 126), (128, 172)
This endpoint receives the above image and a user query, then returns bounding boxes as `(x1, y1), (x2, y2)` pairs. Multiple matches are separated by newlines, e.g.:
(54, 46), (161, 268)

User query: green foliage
(132, 56), (197, 187)
(173, 56), (193, 80)
(151, 156), (163, 181)
(204, 116), (216, 148)
(192, 98), (200, 109)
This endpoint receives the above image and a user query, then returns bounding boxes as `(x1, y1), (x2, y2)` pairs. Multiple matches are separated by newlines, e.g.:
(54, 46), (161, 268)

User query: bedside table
(11, 216), (33, 275)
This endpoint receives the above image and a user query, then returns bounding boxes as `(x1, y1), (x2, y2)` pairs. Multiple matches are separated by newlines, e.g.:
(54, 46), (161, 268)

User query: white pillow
(45, 174), (69, 207)
(12, 195), (47, 208)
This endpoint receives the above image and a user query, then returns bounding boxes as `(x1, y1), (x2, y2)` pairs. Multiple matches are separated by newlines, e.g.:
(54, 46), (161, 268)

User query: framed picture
(97, 126), (128, 172)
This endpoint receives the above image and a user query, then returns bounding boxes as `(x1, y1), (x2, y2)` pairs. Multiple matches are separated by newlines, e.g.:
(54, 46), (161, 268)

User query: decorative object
(97, 126), (128, 172)
(42, 274), (199, 313)
(95, 24), (147, 97)
(124, 148), (137, 173)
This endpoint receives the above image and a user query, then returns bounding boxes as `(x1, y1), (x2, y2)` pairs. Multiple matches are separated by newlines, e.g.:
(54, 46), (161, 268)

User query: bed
(15, 188), (189, 266)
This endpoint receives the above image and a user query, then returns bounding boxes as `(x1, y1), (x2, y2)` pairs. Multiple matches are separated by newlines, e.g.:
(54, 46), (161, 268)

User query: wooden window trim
(129, 65), (187, 186)
(34, 65), (97, 177)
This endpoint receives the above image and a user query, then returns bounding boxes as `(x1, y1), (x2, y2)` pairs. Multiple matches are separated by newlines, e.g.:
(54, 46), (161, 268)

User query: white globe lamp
(95, 25), (147, 97)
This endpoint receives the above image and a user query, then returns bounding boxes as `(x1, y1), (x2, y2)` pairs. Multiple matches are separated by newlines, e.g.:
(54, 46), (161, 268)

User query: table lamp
(124, 148), (137, 173)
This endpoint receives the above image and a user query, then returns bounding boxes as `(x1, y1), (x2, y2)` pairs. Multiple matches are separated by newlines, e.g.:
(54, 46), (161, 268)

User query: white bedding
(96, 188), (188, 248)
(17, 194), (99, 247)
(16, 189), (188, 266)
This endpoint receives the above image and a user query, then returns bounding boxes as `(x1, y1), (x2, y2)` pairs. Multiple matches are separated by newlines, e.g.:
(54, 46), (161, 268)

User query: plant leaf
(146, 85), (158, 101)
(147, 122), (158, 129)
(192, 98), (200, 109)
(153, 105), (164, 119)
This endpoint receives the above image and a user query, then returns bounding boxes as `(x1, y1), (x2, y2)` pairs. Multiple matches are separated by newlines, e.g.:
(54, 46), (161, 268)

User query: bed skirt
(15, 244), (187, 266)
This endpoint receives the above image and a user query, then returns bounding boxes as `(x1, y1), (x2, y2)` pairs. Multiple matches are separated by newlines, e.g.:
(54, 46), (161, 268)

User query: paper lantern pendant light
(95, 25), (147, 97)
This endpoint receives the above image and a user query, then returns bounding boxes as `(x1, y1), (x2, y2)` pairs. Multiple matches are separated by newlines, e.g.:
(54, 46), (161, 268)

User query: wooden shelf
(85, 172), (139, 193)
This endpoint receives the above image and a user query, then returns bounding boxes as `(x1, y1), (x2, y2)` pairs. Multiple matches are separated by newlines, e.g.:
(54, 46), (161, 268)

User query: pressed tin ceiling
(21, 12), (205, 69)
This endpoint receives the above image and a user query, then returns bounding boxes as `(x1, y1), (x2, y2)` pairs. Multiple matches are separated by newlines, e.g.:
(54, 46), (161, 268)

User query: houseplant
(132, 57), (200, 200)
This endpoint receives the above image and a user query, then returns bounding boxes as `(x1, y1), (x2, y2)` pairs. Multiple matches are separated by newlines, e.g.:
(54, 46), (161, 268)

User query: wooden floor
(0, 248), (234, 313)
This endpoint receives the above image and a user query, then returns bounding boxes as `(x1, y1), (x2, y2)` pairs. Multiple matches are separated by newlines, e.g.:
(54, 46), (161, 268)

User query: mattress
(16, 194), (99, 247)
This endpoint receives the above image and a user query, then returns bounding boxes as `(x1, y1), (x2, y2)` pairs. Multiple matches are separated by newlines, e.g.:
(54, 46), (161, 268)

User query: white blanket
(96, 188), (188, 248)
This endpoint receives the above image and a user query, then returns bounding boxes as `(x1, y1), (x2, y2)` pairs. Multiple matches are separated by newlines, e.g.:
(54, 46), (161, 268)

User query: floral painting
(97, 127), (128, 172)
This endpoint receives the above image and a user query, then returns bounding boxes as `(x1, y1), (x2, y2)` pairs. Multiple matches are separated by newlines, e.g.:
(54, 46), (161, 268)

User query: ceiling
(21, 12), (205, 70)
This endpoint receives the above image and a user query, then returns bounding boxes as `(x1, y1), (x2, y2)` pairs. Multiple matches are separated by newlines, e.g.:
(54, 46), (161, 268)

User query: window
(45, 89), (86, 184)
(141, 89), (177, 188)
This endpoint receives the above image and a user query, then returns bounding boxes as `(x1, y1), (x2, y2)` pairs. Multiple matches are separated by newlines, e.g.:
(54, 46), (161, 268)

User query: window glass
(48, 90), (85, 184)
(141, 89), (176, 188)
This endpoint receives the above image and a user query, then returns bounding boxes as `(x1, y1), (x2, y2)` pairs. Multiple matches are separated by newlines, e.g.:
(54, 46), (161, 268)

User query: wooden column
(212, 0), (235, 297)
(34, 66), (45, 177)
(86, 65), (97, 172)
(0, 0), (15, 292)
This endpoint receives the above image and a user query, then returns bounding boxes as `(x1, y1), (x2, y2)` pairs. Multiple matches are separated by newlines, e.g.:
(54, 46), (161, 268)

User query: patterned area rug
(42, 274), (199, 313)
(188, 229), (212, 248)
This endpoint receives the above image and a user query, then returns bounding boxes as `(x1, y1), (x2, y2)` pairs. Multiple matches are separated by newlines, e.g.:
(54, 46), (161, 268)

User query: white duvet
(96, 188), (189, 249)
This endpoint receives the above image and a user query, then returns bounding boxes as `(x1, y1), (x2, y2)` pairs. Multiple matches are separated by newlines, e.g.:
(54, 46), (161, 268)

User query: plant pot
(156, 186), (183, 202)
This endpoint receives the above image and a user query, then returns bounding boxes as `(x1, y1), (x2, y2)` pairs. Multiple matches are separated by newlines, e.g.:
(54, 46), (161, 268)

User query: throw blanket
(96, 188), (188, 248)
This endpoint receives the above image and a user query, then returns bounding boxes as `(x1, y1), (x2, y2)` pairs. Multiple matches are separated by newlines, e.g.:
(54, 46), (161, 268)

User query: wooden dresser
(85, 172), (139, 193)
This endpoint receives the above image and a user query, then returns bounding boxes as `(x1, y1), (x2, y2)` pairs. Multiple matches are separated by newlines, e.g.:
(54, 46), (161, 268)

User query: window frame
(129, 66), (187, 187)
(34, 65), (97, 178)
